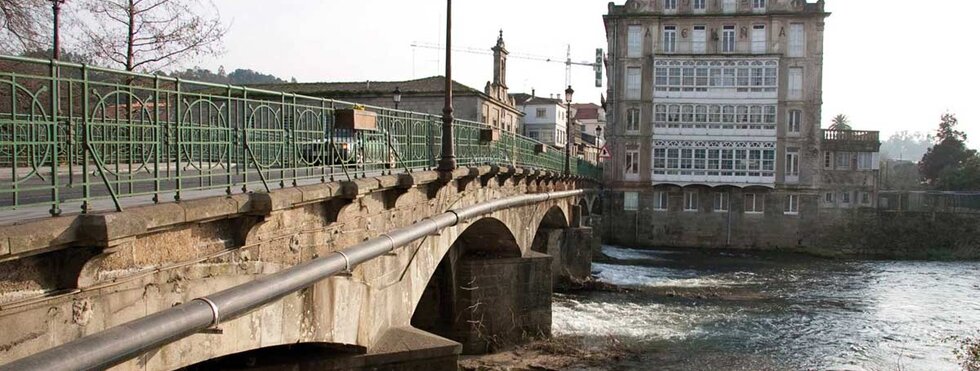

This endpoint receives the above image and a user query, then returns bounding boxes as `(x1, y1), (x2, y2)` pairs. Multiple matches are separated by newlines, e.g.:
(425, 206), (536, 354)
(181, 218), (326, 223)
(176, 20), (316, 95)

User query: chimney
(531, 89), (535, 97)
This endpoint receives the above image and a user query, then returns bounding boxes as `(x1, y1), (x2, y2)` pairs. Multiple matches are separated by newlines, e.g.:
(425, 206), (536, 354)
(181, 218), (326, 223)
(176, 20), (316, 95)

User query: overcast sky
(197, 0), (978, 146)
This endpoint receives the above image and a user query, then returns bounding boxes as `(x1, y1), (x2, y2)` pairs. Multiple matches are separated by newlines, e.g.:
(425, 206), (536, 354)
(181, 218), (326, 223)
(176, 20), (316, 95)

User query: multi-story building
(512, 93), (571, 148)
(602, 0), (880, 248)
(572, 103), (607, 147)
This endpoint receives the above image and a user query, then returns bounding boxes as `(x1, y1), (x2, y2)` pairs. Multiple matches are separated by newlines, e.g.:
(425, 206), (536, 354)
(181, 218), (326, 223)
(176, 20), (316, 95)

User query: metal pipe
(1, 189), (585, 371)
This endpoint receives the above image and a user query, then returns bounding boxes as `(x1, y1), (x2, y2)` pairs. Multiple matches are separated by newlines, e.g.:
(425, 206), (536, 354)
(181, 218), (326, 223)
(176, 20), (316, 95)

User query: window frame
(722, 26), (736, 53)
(751, 24), (767, 54)
(663, 26), (677, 53)
(787, 67), (803, 100)
(684, 191), (699, 212)
(752, 0), (767, 12)
(788, 23), (805, 57)
(744, 193), (764, 214)
(664, 0), (677, 12)
(713, 192), (729, 213)
(693, 0), (706, 12)
(692, 25), (707, 54)
(723, 0), (736, 13)
(626, 67), (642, 100)
(788, 110), (802, 134)
(784, 194), (799, 215)
(625, 150), (640, 176)
(654, 191), (669, 211)
(785, 147), (800, 177)
(627, 25), (644, 58)
(624, 192), (639, 211)
(626, 108), (641, 132)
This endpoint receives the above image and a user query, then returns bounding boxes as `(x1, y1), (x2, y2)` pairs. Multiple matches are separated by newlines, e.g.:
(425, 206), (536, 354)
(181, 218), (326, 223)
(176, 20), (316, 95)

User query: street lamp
(51, 0), (66, 60)
(437, 0), (457, 171)
(393, 87), (402, 110)
(564, 85), (574, 175)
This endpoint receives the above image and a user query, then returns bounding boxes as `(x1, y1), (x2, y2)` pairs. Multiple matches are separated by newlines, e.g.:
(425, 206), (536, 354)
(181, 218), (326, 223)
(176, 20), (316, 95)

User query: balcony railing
(822, 129), (880, 143)
(0, 55), (600, 216)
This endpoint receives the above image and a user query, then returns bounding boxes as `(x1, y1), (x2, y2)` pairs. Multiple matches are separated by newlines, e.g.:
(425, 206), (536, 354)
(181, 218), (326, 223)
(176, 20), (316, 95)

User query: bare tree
(0, 0), (51, 54)
(78, 0), (226, 72)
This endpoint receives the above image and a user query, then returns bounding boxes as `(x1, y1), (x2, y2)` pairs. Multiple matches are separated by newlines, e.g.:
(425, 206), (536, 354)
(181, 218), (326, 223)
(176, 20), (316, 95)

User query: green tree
(829, 114), (851, 130)
(919, 113), (979, 190)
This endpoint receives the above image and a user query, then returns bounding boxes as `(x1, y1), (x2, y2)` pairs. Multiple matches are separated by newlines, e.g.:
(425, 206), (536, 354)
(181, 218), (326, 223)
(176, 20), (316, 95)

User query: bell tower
(492, 30), (508, 91)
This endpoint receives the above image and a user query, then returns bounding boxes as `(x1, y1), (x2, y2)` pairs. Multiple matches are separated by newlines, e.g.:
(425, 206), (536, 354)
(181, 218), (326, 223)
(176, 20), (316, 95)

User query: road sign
(599, 145), (611, 159)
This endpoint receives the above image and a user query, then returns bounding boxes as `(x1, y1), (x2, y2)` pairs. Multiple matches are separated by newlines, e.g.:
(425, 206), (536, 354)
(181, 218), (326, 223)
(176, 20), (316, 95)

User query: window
(836, 152), (851, 170)
(624, 192), (639, 211)
(824, 152), (833, 169)
(625, 150), (640, 175)
(753, 0), (766, 12)
(627, 108), (641, 132)
(786, 147), (800, 177)
(654, 191), (668, 211)
(536, 108), (546, 118)
(860, 192), (872, 205)
(784, 194), (799, 215)
(663, 0), (677, 12)
(663, 26), (677, 53)
(714, 192), (729, 212)
(626, 67), (642, 100)
(751, 25), (767, 54)
(723, 0), (736, 13)
(788, 23), (805, 57)
(788, 110), (802, 134)
(528, 131), (538, 139)
(824, 192), (836, 204)
(684, 191), (699, 211)
(841, 191), (851, 204)
(788, 67), (803, 100)
(722, 26), (736, 53)
(693, 0), (706, 12)
(692, 26), (707, 54)
(744, 193), (764, 213)
(857, 152), (876, 170)
(627, 25), (643, 58)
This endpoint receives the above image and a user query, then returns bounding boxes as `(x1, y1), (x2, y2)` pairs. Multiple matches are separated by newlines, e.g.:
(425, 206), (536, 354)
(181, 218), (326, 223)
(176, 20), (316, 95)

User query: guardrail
(0, 55), (600, 215)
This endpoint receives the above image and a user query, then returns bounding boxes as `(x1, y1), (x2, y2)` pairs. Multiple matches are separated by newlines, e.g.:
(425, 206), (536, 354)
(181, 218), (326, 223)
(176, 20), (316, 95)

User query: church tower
(491, 30), (508, 94)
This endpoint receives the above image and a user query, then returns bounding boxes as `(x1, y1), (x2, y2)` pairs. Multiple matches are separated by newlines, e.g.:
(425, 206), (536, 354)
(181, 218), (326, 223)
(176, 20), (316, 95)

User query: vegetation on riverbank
(953, 334), (980, 371)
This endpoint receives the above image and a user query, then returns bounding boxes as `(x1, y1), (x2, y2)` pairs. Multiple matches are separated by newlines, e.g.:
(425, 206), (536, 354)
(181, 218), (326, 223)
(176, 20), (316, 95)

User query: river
(552, 245), (980, 370)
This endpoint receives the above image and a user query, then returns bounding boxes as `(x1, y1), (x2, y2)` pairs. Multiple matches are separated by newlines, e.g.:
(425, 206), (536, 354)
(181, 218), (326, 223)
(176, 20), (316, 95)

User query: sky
(195, 0), (978, 146)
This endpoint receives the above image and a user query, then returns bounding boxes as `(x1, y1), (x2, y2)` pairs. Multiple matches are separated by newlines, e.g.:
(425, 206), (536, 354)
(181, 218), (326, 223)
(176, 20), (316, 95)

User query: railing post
(48, 60), (61, 216)
(152, 74), (161, 203)
(81, 64), (91, 213)
(174, 77), (182, 201)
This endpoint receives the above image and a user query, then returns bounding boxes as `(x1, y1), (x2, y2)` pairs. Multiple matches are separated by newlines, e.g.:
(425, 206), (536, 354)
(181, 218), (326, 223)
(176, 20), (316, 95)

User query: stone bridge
(0, 166), (600, 370)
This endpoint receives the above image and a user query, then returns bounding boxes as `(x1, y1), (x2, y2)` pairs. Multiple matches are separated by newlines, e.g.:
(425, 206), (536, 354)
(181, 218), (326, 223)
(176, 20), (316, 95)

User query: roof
(510, 93), (565, 106)
(572, 103), (602, 120)
(245, 76), (483, 98)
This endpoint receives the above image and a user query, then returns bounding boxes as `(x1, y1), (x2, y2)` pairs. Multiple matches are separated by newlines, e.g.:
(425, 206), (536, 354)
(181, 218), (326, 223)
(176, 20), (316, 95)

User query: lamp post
(437, 0), (457, 171)
(393, 87), (402, 110)
(51, 0), (66, 60)
(564, 85), (574, 175)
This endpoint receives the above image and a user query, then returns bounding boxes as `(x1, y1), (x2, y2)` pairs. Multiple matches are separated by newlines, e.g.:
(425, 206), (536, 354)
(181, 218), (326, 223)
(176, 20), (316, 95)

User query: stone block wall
(454, 253), (552, 354)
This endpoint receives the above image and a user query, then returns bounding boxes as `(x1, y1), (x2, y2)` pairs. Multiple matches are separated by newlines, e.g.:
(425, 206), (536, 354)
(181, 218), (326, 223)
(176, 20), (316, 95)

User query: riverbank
(458, 335), (643, 371)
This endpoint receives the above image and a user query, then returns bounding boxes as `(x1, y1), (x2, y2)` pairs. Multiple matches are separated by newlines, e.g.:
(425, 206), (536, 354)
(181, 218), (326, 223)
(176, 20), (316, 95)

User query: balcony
(822, 129), (881, 152)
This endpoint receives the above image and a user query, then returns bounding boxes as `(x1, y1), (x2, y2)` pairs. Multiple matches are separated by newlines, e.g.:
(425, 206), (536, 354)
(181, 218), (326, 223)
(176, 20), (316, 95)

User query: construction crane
(410, 41), (604, 88)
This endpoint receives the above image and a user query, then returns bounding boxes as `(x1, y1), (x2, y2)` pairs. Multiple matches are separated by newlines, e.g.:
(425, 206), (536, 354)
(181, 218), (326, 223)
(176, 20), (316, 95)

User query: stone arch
(410, 217), (529, 355)
(180, 342), (365, 370)
(578, 198), (590, 217)
(530, 205), (569, 254)
(591, 195), (603, 215)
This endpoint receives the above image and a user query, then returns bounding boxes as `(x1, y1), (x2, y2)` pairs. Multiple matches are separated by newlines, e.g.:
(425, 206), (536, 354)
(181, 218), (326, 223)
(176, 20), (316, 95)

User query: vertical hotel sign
(595, 48), (604, 87)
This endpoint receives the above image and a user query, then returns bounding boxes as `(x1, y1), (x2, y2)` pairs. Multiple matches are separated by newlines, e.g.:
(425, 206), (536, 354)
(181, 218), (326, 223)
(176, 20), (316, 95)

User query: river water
(553, 245), (980, 370)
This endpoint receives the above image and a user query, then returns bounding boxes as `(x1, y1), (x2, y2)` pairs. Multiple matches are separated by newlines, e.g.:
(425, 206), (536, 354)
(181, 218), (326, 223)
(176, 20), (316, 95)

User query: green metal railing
(0, 55), (601, 215)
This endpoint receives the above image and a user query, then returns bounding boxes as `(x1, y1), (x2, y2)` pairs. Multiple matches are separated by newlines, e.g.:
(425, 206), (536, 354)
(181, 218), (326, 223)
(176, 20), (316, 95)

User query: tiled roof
(572, 103), (602, 120)
(510, 93), (565, 106)
(245, 76), (482, 97)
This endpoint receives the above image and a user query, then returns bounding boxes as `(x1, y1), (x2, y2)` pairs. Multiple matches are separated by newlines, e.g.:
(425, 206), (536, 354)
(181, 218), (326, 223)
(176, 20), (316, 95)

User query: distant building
(602, 0), (880, 249)
(512, 93), (570, 148)
(249, 32), (522, 133)
(572, 103), (606, 147)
